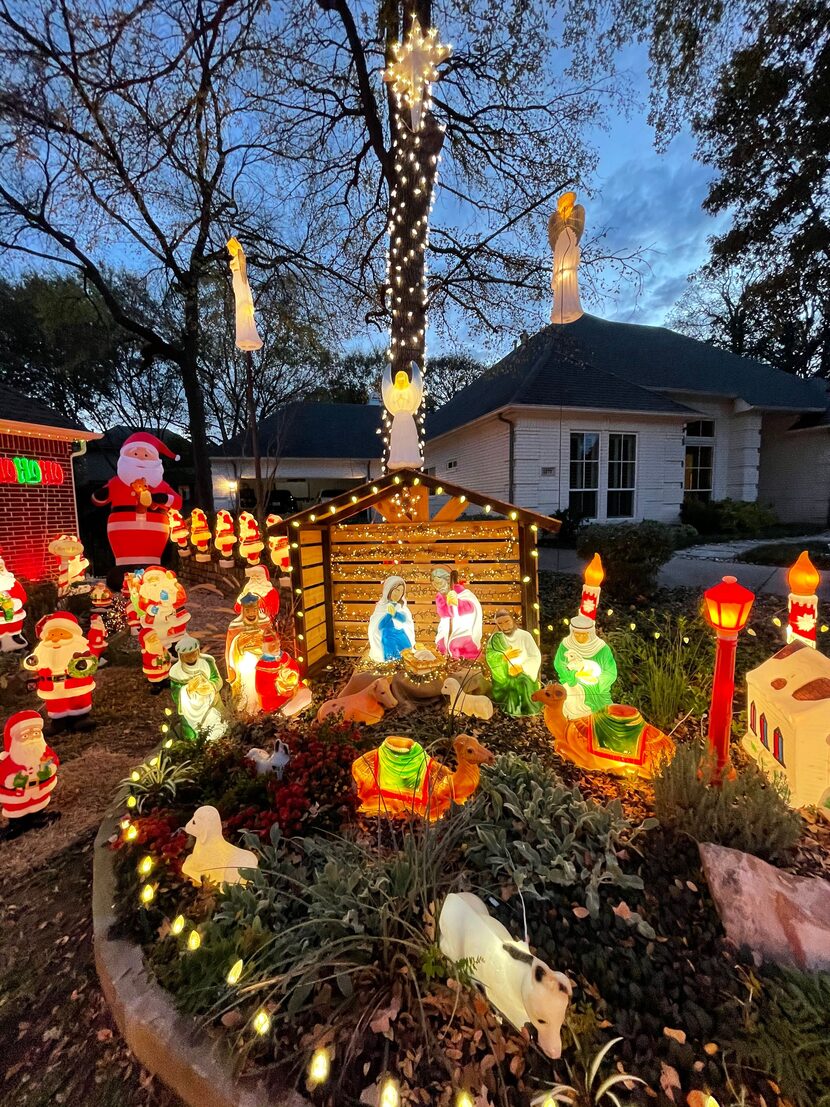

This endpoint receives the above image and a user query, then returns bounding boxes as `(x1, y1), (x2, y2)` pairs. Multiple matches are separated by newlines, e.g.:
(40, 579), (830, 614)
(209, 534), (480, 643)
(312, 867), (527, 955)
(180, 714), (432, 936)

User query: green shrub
(681, 497), (778, 537)
(728, 966), (830, 1107)
(466, 754), (655, 920)
(653, 741), (802, 858)
(608, 615), (714, 731)
(575, 521), (685, 599)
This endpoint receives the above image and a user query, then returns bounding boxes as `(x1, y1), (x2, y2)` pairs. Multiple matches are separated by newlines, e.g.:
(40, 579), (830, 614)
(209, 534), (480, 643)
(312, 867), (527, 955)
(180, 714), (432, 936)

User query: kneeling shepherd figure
(485, 609), (542, 716)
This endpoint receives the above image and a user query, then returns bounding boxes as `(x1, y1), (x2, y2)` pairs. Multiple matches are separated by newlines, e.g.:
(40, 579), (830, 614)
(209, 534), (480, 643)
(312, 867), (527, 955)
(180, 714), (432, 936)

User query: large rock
(699, 842), (830, 972)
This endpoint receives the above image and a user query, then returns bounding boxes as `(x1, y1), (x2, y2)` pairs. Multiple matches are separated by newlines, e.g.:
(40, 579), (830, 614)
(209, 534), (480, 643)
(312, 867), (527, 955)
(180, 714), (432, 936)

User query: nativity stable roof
(216, 402), (383, 460)
(427, 314), (827, 440)
(1, 385), (99, 439)
(284, 467), (561, 533)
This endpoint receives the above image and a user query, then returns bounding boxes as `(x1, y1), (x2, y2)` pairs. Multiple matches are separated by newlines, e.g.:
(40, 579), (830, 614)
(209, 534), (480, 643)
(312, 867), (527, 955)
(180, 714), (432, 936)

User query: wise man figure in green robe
(553, 614), (617, 720)
(485, 608), (542, 717)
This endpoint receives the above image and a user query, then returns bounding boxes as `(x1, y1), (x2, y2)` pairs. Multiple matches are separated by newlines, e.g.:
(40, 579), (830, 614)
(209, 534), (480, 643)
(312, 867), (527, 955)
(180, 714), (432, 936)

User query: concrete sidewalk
(538, 541), (830, 598)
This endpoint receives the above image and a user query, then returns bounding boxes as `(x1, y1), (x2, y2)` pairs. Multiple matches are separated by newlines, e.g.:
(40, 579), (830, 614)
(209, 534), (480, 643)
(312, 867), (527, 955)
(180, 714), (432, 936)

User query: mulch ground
(1, 574), (829, 1107)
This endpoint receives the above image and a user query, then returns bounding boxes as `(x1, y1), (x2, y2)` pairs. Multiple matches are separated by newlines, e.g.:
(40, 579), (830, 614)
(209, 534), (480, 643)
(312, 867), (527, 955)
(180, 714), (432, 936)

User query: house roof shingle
(2, 385), (94, 436)
(427, 314), (827, 440)
(427, 320), (698, 439)
(217, 402), (383, 460)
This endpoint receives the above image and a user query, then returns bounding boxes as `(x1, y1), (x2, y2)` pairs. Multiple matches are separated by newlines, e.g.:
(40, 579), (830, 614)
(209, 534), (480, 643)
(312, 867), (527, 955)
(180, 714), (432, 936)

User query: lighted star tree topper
(380, 19), (451, 473)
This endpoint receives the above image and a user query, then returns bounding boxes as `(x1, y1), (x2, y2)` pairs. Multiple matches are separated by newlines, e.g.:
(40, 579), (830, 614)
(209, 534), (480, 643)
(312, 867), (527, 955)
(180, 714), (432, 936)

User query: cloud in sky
(586, 127), (731, 325)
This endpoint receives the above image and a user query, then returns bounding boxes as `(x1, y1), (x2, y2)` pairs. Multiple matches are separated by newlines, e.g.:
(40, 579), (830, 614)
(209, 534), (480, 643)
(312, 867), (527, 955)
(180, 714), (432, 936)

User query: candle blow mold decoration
(786, 550), (820, 648)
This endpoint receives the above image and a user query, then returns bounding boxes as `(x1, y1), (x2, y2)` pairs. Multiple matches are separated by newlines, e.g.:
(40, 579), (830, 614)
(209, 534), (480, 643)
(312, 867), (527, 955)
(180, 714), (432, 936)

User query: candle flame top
(583, 552), (604, 587)
(788, 550), (820, 596)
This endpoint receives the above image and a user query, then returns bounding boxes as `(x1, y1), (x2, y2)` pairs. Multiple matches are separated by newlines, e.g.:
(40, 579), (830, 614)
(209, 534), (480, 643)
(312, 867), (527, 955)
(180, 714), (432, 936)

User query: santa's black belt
(109, 505), (167, 514)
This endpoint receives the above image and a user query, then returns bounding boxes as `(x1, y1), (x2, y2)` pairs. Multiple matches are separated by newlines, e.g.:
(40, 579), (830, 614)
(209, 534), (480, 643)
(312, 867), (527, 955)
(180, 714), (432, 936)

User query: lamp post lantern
(703, 575), (755, 774)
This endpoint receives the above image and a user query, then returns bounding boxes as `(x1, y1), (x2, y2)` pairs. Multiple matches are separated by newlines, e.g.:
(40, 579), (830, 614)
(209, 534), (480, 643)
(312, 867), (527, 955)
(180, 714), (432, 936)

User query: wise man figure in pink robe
(432, 567), (483, 660)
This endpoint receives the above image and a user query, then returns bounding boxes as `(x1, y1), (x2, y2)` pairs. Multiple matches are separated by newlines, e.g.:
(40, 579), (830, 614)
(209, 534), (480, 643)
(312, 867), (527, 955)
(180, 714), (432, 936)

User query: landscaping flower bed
(105, 580), (830, 1107)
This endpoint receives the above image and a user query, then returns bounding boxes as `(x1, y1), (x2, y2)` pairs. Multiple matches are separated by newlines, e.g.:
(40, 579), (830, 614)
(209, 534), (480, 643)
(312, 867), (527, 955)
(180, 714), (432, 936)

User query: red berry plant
(226, 720), (360, 840)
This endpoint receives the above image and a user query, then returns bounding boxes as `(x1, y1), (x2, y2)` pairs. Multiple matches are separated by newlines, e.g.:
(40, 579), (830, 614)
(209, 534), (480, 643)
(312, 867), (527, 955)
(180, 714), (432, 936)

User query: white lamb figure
(439, 892), (573, 1059)
(246, 741), (291, 778)
(182, 805), (259, 888)
(441, 677), (494, 721)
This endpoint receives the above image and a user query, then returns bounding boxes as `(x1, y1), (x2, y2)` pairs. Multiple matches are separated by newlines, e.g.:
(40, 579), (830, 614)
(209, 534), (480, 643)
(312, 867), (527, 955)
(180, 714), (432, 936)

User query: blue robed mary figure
(368, 576), (416, 662)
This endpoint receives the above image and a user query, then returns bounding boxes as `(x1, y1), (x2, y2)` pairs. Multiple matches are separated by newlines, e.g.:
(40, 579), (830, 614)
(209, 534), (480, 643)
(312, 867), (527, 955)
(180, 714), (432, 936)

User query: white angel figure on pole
(382, 360), (424, 470)
(227, 237), (263, 351)
(548, 192), (585, 325)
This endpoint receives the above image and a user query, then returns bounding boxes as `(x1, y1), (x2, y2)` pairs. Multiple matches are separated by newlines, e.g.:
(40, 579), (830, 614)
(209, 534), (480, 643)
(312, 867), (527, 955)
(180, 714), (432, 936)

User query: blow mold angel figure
(382, 360), (423, 470)
(368, 575), (416, 663)
(432, 567), (482, 661)
(553, 614), (617, 720)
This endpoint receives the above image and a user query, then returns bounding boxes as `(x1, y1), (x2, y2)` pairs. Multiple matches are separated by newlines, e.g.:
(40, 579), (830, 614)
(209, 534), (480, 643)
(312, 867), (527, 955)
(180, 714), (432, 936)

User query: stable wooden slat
(302, 604), (327, 632)
(331, 541), (517, 563)
(333, 522), (518, 542)
(306, 641), (328, 665)
(432, 496), (468, 523)
(302, 584), (326, 609)
(302, 621), (328, 649)
(330, 562), (519, 585)
(373, 498), (404, 523)
(331, 582), (521, 603)
(301, 563), (325, 588)
(299, 528), (323, 546)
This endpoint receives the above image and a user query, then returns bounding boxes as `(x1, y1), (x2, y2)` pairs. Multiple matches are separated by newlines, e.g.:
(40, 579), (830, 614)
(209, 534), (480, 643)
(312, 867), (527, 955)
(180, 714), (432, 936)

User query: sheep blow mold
(182, 805), (259, 888)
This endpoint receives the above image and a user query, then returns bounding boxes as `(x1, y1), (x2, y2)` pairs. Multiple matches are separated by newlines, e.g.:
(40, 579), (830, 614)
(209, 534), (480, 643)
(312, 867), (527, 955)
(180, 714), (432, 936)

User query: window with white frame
(569, 432), (599, 518)
(446, 458), (458, 470)
(607, 433), (636, 517)
(684, 420), (715, 503)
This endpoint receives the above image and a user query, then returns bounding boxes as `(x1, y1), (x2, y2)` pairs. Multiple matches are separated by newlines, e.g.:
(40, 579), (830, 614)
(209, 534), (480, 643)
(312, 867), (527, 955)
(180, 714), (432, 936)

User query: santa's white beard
(118, 455), (164, 488)
(8, 735), (46, 772)
(0, 569), (15, 591)
(33, 637), (86, 673)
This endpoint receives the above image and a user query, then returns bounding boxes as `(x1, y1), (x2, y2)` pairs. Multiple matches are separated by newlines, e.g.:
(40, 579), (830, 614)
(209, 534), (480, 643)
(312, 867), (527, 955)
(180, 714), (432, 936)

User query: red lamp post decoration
(703, 575), (755, 774)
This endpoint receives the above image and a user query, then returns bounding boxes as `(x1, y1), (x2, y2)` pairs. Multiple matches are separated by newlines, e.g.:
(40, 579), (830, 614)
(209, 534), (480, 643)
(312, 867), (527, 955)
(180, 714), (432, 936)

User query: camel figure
(532, 682), (674, 780)
(352, 733), (495, 819)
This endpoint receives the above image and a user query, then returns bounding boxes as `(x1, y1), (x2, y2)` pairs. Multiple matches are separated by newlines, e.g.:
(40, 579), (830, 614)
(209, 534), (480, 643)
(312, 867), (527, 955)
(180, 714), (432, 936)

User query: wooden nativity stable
(282, 469), (561, 675)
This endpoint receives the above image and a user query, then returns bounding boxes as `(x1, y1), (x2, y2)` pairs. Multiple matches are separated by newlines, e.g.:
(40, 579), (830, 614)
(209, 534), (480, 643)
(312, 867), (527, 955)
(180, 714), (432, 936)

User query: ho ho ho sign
(0, 456), (65, 486)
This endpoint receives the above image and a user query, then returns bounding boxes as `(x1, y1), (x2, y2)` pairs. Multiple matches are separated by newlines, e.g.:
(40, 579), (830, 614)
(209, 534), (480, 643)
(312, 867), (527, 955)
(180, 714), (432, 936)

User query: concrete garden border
(92, 812), (309, 1107)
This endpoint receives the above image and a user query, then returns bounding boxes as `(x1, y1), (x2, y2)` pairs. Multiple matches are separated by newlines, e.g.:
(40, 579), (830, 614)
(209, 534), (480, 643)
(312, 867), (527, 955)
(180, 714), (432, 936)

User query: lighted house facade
(0, 387), (100, 581)
(742, 640), (830, 810)
(425, 315), (830, 525)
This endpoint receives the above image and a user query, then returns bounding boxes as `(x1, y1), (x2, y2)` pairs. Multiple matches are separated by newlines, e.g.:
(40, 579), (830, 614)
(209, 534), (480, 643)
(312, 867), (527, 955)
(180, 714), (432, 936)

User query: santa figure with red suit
(235, 565), (280, 627)
(91, 431), (181, 574)
(0, 555), (28, 652)
(266, 514), (291, 582)
(255, 630), (311, 716)
(135, 566), (191, 690)
(22, 613), (105, 727)
(0, 711), (59, 820)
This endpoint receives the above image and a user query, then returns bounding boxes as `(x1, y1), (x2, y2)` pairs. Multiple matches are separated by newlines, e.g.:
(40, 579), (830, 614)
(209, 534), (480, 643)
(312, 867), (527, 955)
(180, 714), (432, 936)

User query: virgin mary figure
(368, 575), (416, 663)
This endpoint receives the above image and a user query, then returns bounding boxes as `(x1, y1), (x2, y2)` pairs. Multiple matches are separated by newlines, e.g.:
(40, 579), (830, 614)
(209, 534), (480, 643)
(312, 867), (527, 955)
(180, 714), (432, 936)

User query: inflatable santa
(0, 555), (27, 652)
(22, 613), (105, 725)
(0, 711), (59, 819)
(91, 431), (182, 575)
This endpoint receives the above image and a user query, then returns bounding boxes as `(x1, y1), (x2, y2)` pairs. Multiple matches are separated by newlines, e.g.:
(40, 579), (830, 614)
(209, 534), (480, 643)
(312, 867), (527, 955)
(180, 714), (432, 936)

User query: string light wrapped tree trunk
(381, 9), (451, 471)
